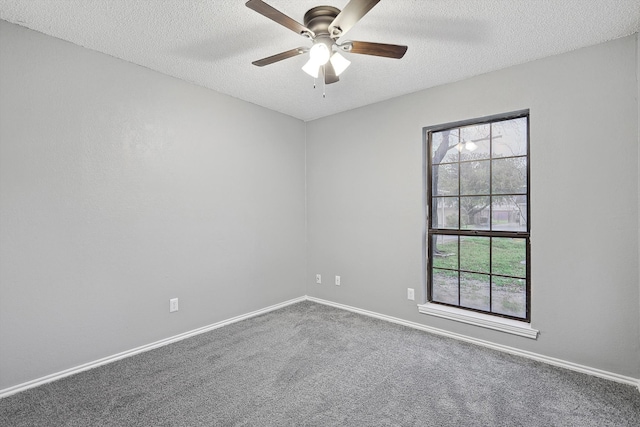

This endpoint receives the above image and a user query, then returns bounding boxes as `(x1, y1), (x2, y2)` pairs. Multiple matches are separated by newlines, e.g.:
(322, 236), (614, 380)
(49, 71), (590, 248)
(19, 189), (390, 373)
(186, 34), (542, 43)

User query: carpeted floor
(1, 301), (639, 426)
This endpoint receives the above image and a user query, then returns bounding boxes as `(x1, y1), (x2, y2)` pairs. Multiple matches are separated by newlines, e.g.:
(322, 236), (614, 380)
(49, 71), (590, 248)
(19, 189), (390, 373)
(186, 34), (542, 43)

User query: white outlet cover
(335, 276), (340, 286)
(407, 288), (415, 301)
(316, 274), (321, 284)
(169, 298), (179, 312)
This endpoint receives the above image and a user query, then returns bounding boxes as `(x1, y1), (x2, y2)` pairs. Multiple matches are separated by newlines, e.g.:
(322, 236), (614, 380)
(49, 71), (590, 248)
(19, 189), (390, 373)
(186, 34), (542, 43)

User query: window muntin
(426, 112), (530, 321)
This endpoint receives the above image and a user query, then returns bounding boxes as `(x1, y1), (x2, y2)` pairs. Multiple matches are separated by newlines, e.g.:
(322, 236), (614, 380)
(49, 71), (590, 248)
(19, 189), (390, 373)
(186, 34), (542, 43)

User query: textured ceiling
(1, 0), (639, 121)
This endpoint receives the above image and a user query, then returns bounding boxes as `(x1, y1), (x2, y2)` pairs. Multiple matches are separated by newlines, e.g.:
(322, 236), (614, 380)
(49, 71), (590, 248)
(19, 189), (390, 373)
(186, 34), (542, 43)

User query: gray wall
(1, 19), (638, 392)
(0, 21), (306, 390)
(306, 35), (640, 378)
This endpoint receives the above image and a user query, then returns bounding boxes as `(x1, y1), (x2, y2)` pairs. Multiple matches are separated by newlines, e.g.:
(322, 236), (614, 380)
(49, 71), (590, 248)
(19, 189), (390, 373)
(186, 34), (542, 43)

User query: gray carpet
(1, 301), (639, 426)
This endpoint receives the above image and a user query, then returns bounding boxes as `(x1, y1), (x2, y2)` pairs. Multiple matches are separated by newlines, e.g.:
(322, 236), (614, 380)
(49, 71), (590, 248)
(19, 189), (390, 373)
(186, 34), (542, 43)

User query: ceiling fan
(246, 0), (407, 85)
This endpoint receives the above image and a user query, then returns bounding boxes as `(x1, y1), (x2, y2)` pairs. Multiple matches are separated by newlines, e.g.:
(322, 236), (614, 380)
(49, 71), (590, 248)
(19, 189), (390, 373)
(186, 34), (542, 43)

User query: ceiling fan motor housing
(303, 6), (341, 37)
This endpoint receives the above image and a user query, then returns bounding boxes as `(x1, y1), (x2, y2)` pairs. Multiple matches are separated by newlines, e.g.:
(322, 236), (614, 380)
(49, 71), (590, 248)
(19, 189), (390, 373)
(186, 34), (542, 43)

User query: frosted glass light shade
(309, 43), (330, 65)
(302, 58), (320, 78)
(329, 52), (351, 76)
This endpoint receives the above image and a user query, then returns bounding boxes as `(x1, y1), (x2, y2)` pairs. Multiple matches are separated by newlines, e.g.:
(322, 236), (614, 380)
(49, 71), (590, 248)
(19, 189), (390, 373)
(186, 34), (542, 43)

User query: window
(425, 111), (530, 322)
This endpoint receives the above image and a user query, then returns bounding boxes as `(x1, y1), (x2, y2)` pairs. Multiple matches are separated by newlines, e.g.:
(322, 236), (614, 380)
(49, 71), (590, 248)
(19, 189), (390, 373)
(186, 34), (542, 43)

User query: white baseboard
(307, 296), (640, 392)
(2, 295), (638, 399)
(0, 296), (306, 399)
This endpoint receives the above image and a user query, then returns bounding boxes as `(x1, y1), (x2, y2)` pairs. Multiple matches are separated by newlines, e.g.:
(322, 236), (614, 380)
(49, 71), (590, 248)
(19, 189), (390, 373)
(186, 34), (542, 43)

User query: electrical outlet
(335, 275), (340, 286)
(316, 274), (322, 284)
(169, 298), (179, 312)
(407, 288), (415, 301)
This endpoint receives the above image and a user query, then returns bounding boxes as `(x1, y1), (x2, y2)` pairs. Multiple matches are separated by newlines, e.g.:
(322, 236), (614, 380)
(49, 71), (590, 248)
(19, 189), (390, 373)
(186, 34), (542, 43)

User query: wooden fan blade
(252, 48), (305, 67)
(329, 0), (380, 38)
(246, 0), (314, 37)
(348, 41), (407, 59)
(324, 62), (339, 84)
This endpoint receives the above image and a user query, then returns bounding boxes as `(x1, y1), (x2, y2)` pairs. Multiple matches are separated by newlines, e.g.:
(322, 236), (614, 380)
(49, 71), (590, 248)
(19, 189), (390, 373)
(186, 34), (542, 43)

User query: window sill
(418, 302), (538, 339)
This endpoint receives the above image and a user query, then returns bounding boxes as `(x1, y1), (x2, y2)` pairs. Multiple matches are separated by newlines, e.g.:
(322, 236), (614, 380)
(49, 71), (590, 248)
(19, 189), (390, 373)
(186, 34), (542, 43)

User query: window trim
(418, 301), (538, 339)
(422, 110), (531, 326)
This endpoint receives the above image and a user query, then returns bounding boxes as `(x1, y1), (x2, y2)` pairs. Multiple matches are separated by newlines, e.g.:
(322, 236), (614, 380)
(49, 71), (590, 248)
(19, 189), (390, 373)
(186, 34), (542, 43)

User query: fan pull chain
(323, 76), (326, 98)
(313, 78), (316, 89)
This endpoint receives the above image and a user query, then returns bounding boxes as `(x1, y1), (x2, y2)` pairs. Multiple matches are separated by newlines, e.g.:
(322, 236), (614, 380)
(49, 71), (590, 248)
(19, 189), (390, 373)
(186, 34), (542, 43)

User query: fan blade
(329, 0), (380, 38)
(324, 62), (339, 84)
(348, 41), (407, 59)
(252, 48), (306, 67)
(246, 0), (314, 37)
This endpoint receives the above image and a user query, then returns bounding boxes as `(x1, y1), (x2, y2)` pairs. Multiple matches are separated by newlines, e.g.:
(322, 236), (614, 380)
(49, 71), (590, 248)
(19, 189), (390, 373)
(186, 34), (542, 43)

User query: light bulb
(302, 58), (320, 78)
(309, 43), (330, 65)
(465, 141), (478, 151)
(329, 52), (351, 76)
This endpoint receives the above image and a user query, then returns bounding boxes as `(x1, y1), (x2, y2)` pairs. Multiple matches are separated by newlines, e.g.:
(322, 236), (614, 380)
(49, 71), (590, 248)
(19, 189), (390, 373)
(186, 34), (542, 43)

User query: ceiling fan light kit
(329, 52), (351, 75)
(246, 0), (407, 90)
(302, 58), (321, 79)
(309, 42), (331, 65)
